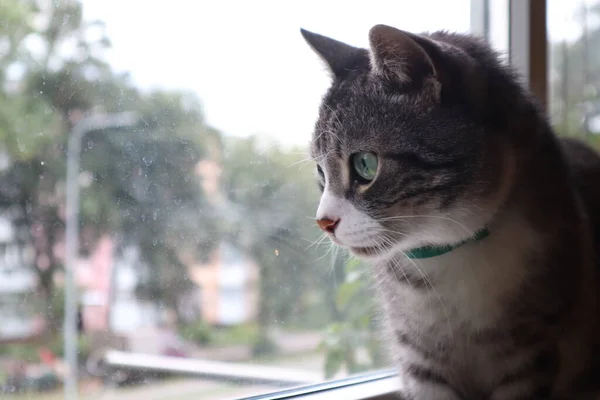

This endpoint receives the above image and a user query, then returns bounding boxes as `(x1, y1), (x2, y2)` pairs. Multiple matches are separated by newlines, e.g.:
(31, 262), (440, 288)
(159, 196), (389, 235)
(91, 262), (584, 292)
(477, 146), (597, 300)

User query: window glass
(548, 0), (600, 144)
(488, 0), (510, 59)
(0, 1), (470, 399)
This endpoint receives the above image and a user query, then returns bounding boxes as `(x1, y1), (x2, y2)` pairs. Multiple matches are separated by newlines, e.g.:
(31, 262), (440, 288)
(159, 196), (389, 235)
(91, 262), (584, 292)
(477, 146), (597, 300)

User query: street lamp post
(64, 112), (139, 400)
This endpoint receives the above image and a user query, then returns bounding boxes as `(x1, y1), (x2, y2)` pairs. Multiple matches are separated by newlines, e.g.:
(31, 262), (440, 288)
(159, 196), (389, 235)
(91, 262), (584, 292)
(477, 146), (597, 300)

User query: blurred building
(78, 235), (160, 334)
(78, 235), (259, 333)
(0, 150), (259, 344)
(192, 158), (260, 326)
(188, 241), (259, 326)
(0, 212), (43, 342)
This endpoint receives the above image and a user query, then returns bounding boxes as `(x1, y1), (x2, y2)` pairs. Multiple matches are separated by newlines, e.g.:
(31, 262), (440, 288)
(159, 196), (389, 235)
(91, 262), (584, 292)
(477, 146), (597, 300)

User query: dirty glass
(0, 1), (470, 399)
(548, 0), (600, 146)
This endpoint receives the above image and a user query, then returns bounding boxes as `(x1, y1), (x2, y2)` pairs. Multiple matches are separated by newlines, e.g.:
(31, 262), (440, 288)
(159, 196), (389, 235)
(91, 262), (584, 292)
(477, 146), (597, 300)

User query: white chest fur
(373, 214), (541, 392)
(379, 213), (538, 333)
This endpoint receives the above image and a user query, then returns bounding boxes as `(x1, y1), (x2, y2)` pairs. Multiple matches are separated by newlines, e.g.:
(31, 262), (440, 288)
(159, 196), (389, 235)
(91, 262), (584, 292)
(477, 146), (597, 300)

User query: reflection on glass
(0, 1), (470, 399)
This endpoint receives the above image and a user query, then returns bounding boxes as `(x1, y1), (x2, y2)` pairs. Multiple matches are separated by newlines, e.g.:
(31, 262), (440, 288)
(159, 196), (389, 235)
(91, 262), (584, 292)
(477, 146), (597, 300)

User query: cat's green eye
(352, 152), (378, 181)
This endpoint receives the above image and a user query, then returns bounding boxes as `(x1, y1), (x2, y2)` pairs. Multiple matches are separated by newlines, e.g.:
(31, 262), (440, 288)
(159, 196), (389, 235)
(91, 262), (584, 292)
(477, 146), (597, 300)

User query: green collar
(405, 228), (490, 260)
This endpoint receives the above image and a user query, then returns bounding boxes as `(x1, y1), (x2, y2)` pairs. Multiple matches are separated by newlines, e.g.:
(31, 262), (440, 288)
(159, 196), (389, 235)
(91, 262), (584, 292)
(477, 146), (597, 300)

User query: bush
(0, 343), (39, 363)
(213, 323), (259, 347)
(320, 258), (386, 378)
(178, 320), (212, 346)
(50, 335), (91, 362)
(251, 330), (278, 357)
(0, 334), (91, 366)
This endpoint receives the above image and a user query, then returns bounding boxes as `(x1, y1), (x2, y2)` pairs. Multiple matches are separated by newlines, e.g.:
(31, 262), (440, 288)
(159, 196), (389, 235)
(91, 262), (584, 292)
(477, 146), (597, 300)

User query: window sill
(240, 369), (399, 400)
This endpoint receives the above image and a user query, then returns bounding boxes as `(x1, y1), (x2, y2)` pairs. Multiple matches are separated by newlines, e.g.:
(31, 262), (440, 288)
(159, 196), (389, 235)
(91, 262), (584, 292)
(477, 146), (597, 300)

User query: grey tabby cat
(301, 25), (600, 399)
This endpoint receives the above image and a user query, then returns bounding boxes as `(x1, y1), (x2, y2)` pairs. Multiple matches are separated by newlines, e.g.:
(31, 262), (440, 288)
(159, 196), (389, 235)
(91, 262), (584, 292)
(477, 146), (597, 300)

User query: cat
(301, 24), (600, 400)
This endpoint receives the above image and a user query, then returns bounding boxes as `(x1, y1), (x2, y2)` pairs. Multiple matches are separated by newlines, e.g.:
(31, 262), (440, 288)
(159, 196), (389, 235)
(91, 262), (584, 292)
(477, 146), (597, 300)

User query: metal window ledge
(239, 370), (399, 400)
(102, 351), (399, 399)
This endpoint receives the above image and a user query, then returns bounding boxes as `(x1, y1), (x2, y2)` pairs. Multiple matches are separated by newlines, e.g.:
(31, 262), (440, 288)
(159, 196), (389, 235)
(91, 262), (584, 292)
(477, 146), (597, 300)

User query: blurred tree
(320, 258), (386, 378)
(220, 136), (336, 354)
(0, 0), (222, 330)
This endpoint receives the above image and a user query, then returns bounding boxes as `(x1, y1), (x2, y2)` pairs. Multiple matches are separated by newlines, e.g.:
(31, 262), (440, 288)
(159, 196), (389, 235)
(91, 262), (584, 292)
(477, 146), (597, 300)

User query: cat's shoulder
(560, 137), (600, 170)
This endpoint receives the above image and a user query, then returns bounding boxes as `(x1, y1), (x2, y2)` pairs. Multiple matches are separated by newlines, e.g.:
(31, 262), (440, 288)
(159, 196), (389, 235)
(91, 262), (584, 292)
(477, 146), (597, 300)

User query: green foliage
(0, 0), (223, 326)
(178, 321), (263, 348)
(47, 334), (91, 361)
(0, 1), (352, 362)
(549, 2), (600, 146)
(220, 136), (335, 335)
(213, 324), (260, 347)
(252, 330), (278, 357)
(178, 320), (213, 346)
(0, 335), (90, 363)
(0, 343), (39, 363)
(320, 258), (386, 379)
(0, 94), (61, 160)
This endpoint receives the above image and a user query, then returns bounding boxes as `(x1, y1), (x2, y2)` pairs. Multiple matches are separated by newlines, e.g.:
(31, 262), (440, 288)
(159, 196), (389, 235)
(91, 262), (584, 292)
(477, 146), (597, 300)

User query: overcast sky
(82, 0), (590, 148)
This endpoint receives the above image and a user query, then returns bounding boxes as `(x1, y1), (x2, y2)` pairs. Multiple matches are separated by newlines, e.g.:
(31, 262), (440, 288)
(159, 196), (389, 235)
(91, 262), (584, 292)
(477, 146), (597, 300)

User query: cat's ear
(300, 28), (361, 78)
(368, 24), (439, 85)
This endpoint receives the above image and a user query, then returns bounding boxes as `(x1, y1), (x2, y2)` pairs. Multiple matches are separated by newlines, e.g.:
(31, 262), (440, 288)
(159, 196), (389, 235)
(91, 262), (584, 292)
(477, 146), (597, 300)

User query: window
(548, 0), (600, 142)
(4, 1), (563, 400)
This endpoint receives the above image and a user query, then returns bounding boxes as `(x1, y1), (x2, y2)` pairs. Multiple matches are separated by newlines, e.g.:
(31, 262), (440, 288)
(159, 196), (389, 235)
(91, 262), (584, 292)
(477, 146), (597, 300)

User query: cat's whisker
(314, 129), (339, 144)
(383, 234), (437, 321)
(257, 143), (279, 155)
(317, 243), (334, 261)
(307, 233), (330, 251)
(377, 232), (454, 341)
(325, 242), (342, 279)
(377, 215), (472, 235)
(315, 147), (337, 162)
(398, 249), (454, 342)
(330, 245), (341, 281)
(323, 105), (343, 139)
(287, 157), (314, 169)
(293, 147), (332, 171)
(375, 227), (410, 238)
(288, 151), (312, 156)
(317, 239), (338, 262)
(380, 235), (414, 291)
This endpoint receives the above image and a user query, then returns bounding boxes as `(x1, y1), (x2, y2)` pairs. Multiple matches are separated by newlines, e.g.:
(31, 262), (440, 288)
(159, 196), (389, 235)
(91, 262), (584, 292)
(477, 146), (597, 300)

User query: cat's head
(301, 25), (518, 262)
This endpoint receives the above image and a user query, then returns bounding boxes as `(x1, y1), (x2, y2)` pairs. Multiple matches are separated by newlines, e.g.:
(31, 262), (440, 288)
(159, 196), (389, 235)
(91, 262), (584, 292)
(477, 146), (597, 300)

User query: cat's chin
(349, 245), (389, 260)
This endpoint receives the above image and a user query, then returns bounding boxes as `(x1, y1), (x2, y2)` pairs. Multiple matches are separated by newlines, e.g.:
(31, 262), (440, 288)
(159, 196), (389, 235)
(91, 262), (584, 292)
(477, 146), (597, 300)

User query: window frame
(234, 1), (548, 399)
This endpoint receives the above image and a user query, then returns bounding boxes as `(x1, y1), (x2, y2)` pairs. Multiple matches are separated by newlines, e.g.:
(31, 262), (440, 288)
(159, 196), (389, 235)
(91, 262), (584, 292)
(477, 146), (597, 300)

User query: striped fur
(302, 25), (600, 399)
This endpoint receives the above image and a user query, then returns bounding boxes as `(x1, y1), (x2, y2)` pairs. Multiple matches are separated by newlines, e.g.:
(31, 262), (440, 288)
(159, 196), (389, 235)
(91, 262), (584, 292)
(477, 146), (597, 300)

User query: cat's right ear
(368, 24), (437, 84)
(300, 28), (361, 78)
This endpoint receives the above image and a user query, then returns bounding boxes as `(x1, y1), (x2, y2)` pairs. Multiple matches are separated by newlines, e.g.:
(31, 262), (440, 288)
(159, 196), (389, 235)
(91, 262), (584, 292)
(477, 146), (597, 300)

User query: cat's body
(302, 26), (600, 399)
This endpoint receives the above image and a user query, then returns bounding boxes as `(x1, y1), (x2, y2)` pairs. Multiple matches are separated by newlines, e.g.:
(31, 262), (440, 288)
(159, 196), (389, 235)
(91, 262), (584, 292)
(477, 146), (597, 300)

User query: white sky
(81, 0), (592, 148)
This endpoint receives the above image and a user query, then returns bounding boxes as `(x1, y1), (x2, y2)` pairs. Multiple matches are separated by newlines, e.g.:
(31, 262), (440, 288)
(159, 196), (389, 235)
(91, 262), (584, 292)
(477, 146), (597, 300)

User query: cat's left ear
(368, 24), (442, 87)
(300, 28), (363, 79)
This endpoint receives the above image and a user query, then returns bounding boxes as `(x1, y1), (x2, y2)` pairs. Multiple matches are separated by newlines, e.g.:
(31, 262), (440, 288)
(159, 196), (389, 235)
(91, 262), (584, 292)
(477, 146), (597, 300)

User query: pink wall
(77, 235), (114, 332)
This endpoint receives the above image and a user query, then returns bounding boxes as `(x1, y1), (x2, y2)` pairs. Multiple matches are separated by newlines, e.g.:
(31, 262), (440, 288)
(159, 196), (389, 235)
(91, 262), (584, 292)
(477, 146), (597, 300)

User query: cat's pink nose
(317, 218), (339, 234)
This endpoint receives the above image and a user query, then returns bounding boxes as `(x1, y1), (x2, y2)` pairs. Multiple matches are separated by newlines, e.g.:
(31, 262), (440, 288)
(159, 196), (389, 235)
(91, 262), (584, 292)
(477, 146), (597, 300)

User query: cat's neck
(373, 207), (539, 330)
